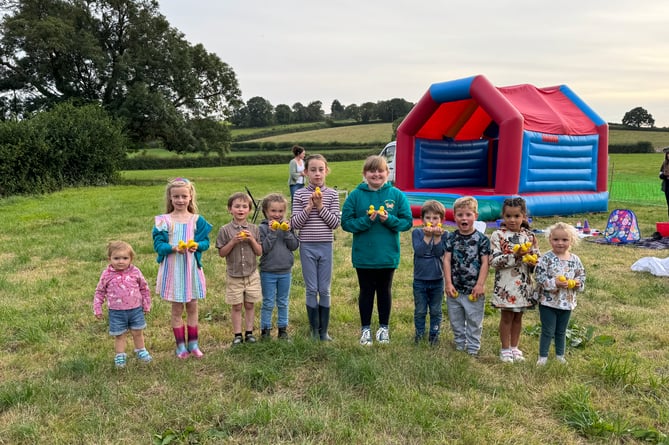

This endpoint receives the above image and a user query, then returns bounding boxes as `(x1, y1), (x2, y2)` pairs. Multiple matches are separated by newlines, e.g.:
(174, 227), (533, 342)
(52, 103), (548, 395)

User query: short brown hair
(228, 192), (253, 209)
(261, 193), (288, 218)
(421, 200), (445, 220)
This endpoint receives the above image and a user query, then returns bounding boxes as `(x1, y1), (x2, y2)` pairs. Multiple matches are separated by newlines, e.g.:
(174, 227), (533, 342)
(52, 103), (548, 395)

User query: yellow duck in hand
(378, 205), (386, 216)
(280, 221), (290, 231)
(314, 187), (321, 196)
(513, 241), (532, 254)
(177, 240), (188, 251)
(187, 240), (198, 249)
(368, 205), (375, 215)
(271, 220), (280, 230)
(522, 253), (538, 265)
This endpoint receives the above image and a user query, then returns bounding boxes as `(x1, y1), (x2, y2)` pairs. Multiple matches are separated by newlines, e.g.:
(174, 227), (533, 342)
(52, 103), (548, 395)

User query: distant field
(130, 123), (669, 158)
(247, 123), (394, 144)
(247, 123), (669, 150)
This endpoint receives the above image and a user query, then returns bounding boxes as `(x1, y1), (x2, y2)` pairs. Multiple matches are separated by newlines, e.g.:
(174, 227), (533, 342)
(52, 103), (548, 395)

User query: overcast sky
(159, 0), (669, 127)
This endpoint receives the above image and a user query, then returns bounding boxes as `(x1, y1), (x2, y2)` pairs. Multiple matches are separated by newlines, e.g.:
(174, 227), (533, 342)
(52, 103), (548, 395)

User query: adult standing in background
(288, 145), (306, 202)
(660, 147), (669, 219)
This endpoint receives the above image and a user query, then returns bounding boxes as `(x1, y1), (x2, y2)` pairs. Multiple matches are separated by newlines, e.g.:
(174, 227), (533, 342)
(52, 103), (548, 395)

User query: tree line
(229, 97), (414, 128)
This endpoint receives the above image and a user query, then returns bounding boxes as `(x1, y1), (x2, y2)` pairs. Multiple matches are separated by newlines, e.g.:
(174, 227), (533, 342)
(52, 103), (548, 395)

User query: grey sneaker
(359, 328), (372, 346)
(376, 327), (390, 344)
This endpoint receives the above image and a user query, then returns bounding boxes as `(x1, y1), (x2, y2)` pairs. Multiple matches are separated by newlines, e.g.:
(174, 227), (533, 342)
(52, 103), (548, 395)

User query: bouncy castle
(395, 75), (609, 221)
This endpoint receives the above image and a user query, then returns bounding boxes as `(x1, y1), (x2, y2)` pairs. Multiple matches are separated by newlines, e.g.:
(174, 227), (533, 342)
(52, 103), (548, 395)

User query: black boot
(261, 328), (271, 341)
(278, 326), (289, 340)
(306, 305), (320, 340)
(318, 305), (333, 341)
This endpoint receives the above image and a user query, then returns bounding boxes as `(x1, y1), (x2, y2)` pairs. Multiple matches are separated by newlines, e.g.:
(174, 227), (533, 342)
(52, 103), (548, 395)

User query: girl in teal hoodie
(341, 156), (413, 346)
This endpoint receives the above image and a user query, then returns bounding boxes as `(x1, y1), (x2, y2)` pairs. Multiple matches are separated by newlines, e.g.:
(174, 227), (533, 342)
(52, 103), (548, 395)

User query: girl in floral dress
(490, 197), (540, 363)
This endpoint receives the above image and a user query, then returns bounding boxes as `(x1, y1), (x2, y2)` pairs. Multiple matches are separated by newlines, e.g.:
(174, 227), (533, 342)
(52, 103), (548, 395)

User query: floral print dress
(489, 227), (539, 310)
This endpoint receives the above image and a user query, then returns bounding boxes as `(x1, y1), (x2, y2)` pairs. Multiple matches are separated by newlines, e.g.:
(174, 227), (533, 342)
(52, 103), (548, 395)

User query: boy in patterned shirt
(443, 196), (491, 356)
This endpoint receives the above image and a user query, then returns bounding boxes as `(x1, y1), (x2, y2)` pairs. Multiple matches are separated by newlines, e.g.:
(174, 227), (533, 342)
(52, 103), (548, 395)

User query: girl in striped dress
(153, 178), (212, 358)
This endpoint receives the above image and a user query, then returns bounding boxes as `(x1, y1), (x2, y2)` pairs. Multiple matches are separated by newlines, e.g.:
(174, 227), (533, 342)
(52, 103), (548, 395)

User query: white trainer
(359, 328), (372, 346)
(376, 327), (390, 344)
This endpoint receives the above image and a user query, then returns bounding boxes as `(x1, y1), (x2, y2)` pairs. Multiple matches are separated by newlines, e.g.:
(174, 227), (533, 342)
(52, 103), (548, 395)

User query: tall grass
(0, 157), (668, 444)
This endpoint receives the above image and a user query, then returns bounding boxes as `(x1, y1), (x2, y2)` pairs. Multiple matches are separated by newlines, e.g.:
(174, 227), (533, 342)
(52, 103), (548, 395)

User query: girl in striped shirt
(291, 154), (341, 341)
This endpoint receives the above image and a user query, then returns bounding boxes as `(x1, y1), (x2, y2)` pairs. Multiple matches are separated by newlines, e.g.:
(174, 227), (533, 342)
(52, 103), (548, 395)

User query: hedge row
(0, 103), (126, 196)
(608, 142), (654, 153)
(231, 141), (384, 151)
(122, 150), (378, 170)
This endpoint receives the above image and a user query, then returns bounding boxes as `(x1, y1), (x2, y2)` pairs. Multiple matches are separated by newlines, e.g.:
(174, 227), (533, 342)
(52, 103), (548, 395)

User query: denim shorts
(109, 307), (147, 336)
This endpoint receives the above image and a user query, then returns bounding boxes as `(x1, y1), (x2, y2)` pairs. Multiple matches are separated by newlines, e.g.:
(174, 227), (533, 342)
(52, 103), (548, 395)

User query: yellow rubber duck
(280, 221), (290, 231)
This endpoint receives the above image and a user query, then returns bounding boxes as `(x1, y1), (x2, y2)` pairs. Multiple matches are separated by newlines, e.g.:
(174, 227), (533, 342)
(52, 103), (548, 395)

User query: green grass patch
(1, 156), (669, 443)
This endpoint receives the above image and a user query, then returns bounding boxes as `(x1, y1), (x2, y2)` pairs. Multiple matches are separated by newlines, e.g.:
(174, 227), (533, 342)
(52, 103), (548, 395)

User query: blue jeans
(260, 271), (292, 329)
(290, 184), (303, 202)
(413, 278), (443, 337)
(539, 305), (572, 357)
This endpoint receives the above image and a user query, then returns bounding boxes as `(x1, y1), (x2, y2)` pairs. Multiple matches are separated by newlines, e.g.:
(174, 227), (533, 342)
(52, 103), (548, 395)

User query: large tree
(246, 96), (273, 127)
(0, 0), (241, 151)
(622, 106), (655, 128)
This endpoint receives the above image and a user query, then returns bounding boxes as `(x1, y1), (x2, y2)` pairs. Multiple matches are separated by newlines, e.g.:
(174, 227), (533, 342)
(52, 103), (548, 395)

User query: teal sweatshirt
(341, 182), (413, 269)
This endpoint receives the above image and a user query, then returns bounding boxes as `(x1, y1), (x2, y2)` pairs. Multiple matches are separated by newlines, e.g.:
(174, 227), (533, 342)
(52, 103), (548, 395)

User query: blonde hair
(106, 240), (135, 260)
(165, 177), (198, 213)
(261, 193), (288, 218)
(546, 222), (580, 247)
(362, 155), (389, 173)
(453, 196), (479, 214)
(421, 200), (445, 220)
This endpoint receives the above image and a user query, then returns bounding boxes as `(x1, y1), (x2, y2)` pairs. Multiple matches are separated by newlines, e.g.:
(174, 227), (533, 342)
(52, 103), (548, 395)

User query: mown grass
(0, 156), (668, 444)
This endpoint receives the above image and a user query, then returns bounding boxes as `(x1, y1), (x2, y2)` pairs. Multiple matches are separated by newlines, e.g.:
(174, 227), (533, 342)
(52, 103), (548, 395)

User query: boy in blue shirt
(444, 196), (491, 356)
(412, 200), (448, 345)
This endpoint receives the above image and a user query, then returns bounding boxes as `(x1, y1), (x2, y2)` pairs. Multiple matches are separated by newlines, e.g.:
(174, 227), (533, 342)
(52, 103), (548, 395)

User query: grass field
(1, 155), (668, 444)
(242, 123), (669, 151)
